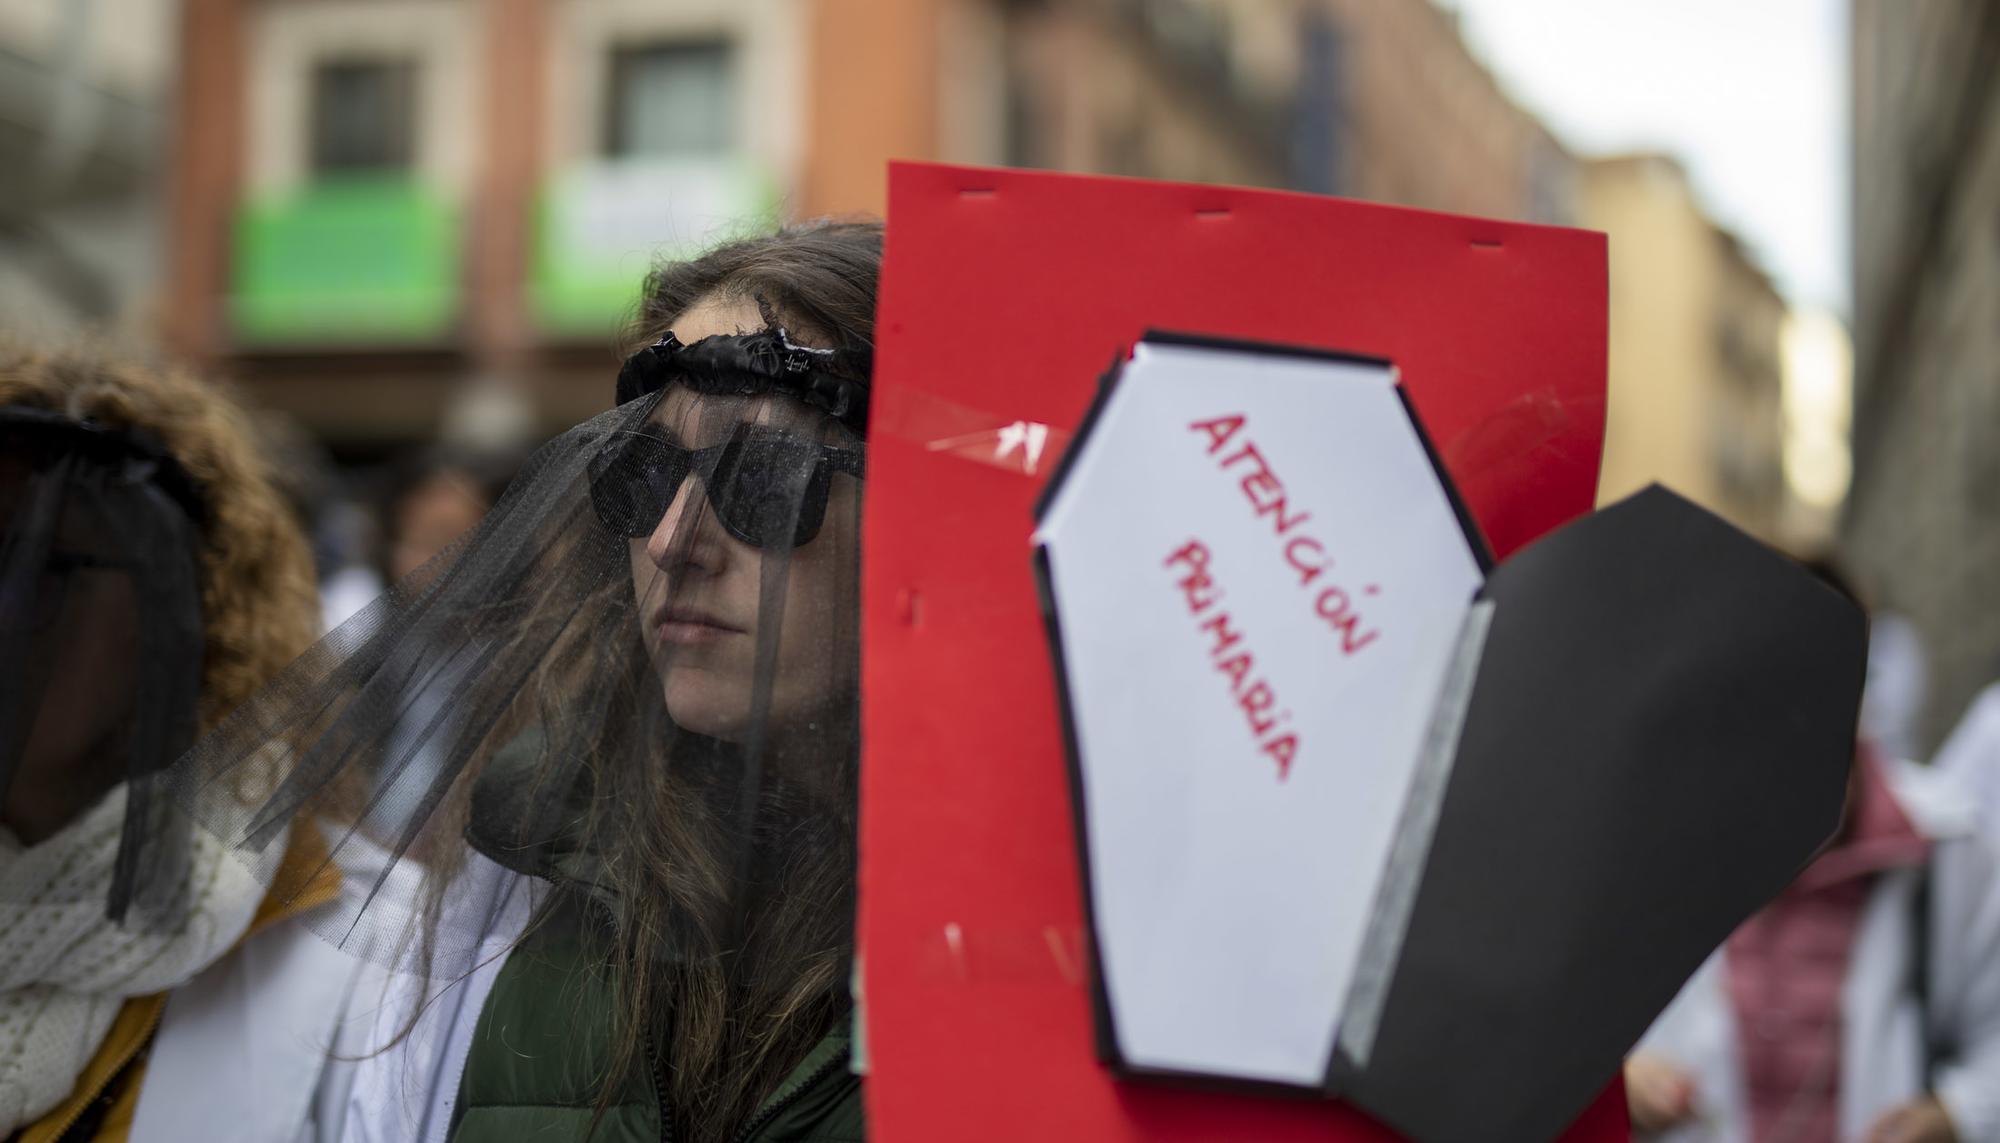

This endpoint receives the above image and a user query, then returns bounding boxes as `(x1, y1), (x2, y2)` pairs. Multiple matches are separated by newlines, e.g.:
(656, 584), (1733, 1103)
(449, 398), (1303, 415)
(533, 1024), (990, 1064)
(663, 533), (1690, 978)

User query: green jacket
(449, 730), (862, 1142)
(447, 916), (863, 1143)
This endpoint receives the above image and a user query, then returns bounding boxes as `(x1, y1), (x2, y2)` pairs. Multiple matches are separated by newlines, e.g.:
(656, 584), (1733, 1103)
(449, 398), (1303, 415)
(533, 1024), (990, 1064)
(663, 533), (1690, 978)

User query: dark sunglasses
(588, 423), (865, 550)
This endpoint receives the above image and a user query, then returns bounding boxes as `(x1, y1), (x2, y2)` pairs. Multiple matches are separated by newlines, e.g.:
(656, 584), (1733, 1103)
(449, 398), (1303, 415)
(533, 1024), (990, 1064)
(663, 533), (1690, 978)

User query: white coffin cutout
(1033, 332), (1486, 1088)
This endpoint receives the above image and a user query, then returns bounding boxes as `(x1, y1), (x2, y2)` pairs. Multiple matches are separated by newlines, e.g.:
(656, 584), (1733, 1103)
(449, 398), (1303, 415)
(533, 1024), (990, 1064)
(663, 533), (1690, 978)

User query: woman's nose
(644, 477), (721, 573)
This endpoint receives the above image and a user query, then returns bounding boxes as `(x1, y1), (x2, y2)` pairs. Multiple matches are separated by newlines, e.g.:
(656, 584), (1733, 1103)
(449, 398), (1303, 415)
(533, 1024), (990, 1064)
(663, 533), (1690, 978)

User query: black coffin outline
(1327, 485), (1865, 1143)
(1032, 329), (1488, 1095)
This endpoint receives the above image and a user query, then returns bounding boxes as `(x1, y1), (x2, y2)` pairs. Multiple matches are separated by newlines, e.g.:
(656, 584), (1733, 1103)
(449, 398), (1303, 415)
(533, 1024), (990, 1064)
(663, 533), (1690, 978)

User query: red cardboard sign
(860, 162), (1614, 1141)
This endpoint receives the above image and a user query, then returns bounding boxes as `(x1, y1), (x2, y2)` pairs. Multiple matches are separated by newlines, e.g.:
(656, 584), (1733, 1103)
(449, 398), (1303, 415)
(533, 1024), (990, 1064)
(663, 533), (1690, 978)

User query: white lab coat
(129, 845), (532, 1143)
(1636, 760), (2000, 1142)
(1934, 682), (2000, 824)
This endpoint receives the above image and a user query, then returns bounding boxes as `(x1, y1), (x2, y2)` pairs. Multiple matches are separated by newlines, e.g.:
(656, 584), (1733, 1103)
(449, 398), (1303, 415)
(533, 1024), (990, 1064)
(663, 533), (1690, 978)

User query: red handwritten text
(1189, 413), (1381, 655)
(1165, 538), (1299, 780)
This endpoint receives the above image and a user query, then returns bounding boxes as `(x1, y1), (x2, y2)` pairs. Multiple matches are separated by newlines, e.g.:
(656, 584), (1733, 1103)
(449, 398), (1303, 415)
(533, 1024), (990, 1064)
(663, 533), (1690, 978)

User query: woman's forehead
(645, 385), (863, 448)
(649, 386), (827, 438)
(668, 295), (771, 343)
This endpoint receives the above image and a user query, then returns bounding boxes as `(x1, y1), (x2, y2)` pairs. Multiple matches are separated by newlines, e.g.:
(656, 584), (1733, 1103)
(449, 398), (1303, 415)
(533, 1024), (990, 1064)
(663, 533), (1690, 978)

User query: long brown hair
(570, 219), (880, 1139)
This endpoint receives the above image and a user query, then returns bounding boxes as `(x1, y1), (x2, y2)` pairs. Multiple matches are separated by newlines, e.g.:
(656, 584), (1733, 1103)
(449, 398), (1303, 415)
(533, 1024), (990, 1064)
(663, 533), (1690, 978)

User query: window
(310, 58), (418, 174)
(605, 40), (734, 159)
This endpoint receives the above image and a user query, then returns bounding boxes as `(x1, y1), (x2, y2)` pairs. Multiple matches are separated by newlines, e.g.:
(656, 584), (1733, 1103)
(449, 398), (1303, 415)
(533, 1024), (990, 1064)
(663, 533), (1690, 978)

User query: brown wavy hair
(591, 218), (880, 1140)
(0, 340), (318, 727)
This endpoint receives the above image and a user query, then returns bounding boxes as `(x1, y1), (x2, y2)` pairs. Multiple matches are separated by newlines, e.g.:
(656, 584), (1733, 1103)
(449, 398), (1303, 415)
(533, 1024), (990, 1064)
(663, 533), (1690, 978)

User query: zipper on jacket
(643, 1020), (675, 1143)
(432, 974), (484, 1143)
(586, 885), (674, 1143)
(726, 1045), (849, 1143)
(54, 1074), (127, 1143)
(42, 999), (163, 1143)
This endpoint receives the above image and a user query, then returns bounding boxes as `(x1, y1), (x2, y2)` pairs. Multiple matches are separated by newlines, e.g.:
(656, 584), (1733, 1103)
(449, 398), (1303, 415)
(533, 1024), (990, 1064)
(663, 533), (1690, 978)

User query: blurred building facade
(813, 0), (1574, 224)
(1581, 154), (1789, 543)
(168, 0), (810, 457)
(0, 0), (174, 340)
(154, 0), (1793, 586)
(1845, 0), (2000, 752)
(161, 0), (1580, 461)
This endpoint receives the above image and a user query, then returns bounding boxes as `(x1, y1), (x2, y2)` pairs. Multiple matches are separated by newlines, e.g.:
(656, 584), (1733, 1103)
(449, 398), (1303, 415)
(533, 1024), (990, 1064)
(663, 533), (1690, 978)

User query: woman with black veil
(0, 343), (319, 1140)
(158, 222), (878, 1142)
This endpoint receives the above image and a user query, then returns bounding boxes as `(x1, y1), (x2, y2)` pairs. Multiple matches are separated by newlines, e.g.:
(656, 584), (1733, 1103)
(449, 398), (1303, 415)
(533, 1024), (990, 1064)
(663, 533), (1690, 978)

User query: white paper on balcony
(546, 157), (766, 267)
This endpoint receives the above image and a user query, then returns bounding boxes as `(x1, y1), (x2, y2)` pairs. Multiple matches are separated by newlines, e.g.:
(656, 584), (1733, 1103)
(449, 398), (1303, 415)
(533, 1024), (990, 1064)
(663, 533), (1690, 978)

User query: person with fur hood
(0, 342), (320, 1141)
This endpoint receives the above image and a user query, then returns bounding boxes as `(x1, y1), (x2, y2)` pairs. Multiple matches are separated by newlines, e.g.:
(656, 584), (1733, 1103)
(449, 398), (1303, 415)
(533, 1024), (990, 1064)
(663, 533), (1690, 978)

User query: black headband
(0, 405), (209, 529)
(614, 327), (872, 436)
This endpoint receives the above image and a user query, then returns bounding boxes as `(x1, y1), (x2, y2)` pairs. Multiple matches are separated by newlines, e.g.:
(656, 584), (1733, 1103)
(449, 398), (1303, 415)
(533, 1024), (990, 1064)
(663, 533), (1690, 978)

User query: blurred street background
(0, 0), (1994, 757)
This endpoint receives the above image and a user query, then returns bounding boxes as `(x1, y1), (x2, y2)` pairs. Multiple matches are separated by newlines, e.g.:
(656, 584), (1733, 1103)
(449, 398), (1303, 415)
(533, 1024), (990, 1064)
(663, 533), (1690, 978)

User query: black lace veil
(159, 327), (869, 1000)
(0, 406), (207, 924)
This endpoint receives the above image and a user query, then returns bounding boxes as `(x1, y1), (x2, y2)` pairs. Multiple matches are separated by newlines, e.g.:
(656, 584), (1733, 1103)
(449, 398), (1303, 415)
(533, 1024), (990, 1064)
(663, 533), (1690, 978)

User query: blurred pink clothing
(1724, 747), (1931, 1141)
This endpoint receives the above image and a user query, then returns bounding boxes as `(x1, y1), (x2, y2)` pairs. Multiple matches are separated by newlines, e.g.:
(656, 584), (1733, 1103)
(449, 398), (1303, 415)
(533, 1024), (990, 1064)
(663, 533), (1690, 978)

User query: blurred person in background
(241, 407), (385, 635)
(376, 447), (517, 586)
(356, 448), (519, 829)
(0, 342), (318, 1140)
(1863, 613), (1929, 768)
(310, 446), (517, 634)
(304, 445), (518, 633)
(315, 496), (384, 633)
(1626, 563), (2000, 1143)
(1932, 675), (2000, 863)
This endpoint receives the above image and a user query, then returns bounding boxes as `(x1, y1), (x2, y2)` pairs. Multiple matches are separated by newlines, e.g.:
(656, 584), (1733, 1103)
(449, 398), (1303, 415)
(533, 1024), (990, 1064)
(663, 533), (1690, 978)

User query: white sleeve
(133, 920), (366, 1143)
(325, 946), (517, 1143)
(323, 852), (535, 1143)
(1632, 953), (1742, 1143)
(1932, 832), (2000, 1143)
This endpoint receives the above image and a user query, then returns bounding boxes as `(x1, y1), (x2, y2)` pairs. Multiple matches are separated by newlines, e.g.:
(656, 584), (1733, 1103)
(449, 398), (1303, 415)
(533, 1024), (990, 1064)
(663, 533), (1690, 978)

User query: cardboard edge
(1341, 485), (1867, 1142)
(1031, 542), (1125, 1071)
(1131, 328), (1490, 576)
(1326, 598), (1497, 1092)
(889, 160), (1617, 249)
(1032, 351), (1130, 526)
(1392, 383), (1497, 575)
(1138, 328), (1395, 373)
(1105, 1062), (1352, 1102)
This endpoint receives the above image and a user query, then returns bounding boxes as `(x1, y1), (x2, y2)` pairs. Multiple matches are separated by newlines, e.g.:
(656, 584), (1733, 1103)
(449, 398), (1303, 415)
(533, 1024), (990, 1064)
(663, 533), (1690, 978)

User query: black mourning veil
(0, 406), (208, 924)
(162, 326), (868, 1006)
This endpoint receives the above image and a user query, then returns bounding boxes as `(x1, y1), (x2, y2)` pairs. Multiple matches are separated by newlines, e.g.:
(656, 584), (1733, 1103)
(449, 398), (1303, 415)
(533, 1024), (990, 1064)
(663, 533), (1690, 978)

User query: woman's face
(626, 297), (862, 745)
(389, 470), (489, 581)
(0, 462), (142, 844)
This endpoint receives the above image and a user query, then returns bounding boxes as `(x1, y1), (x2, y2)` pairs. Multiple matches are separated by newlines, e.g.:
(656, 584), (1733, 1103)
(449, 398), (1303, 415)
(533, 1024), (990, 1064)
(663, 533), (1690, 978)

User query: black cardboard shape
(1033, 326), (1865, 1140)
(1331, 485), (1865, 1143)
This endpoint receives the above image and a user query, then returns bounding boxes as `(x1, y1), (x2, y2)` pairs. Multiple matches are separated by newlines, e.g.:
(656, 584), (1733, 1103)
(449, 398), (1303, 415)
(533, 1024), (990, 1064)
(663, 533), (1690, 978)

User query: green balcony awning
(231, 178), (461, 344)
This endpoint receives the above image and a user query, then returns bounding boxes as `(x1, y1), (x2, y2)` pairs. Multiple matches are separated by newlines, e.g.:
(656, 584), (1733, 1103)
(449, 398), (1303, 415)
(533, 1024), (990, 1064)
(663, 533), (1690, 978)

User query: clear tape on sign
(873, 382), (1074, 477)
(912, 920), (1091, 985)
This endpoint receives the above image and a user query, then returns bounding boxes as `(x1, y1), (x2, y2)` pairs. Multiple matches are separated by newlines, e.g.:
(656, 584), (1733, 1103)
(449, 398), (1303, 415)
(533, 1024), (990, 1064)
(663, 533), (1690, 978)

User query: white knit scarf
(0, 786), (268, 1131)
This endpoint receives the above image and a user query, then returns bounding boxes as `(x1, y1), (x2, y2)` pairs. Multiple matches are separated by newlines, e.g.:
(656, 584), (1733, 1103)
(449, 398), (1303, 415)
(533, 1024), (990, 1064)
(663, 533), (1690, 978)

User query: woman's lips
(652, 607), (743, 646)
(657, 618), (739, 646)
